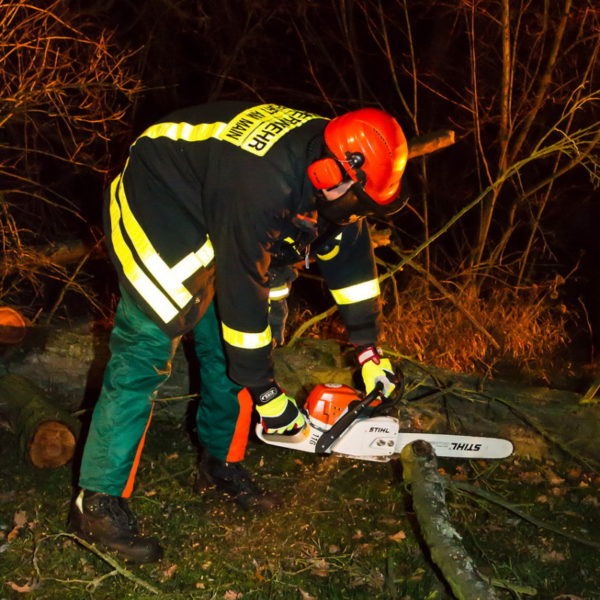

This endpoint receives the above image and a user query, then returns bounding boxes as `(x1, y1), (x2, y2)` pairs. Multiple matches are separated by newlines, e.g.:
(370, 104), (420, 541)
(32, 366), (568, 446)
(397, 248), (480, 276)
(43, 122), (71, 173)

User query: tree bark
(400, 440), (501, 600)
(408, 129), (455, 159)
(0, 374), (80, 468)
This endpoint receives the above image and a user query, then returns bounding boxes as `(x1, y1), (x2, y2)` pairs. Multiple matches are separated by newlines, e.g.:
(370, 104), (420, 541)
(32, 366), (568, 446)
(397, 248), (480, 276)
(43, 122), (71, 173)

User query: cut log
(399, 440), (501, 600)
(408, 129), (455, 159)
(0, 374), (79, 468)
(0, 306), (29, 345)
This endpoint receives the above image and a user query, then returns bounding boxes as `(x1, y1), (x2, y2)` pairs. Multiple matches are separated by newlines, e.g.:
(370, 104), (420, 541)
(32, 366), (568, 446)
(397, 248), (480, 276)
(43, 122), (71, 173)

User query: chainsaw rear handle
(314, 381), (384, 454)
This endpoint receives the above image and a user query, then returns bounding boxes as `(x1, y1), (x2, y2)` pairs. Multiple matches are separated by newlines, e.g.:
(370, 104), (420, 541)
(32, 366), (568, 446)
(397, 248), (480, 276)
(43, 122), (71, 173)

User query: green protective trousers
(79, 290), (253, 497)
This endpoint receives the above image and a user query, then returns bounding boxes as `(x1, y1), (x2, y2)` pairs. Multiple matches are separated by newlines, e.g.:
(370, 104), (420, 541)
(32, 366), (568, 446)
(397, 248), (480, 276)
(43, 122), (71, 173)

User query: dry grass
(289, 274), (575, 384)
(382, 277), (572, 378)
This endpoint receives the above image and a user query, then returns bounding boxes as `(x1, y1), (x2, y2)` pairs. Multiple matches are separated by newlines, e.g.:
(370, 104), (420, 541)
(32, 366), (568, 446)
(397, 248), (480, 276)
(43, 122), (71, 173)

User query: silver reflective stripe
(269, 285), (290, 300)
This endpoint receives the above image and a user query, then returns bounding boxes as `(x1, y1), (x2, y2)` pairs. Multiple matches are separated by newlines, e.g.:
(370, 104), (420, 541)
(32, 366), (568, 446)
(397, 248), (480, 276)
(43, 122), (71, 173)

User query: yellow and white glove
(356, 345), (397, 397)
(251, 384), (306, 434)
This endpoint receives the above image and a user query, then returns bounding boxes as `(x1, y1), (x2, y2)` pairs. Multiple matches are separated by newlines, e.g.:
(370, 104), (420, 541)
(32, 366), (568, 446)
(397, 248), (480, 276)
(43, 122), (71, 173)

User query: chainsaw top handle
(314, 381), (385, 454)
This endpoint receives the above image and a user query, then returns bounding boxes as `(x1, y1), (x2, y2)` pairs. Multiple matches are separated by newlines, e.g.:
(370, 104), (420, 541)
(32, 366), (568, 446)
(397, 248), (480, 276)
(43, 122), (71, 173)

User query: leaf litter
(0, 411), (599, 599)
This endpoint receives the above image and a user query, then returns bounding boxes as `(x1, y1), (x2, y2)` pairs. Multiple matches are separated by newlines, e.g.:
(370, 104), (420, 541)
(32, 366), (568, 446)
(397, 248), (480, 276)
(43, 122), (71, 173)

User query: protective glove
(356, 345), (397, 397)
(250, 383), (306, 434)
(268, 298), (288, 346)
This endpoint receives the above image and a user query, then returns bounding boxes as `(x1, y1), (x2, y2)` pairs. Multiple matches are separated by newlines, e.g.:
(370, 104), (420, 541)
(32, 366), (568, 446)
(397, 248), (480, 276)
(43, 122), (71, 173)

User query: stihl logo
(369, 426), (391, 433)
(451, 442), (482, 451)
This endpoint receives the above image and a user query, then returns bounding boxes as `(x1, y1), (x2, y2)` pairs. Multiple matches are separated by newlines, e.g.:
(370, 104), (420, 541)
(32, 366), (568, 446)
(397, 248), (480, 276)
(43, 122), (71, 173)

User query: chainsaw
(257, 382), (513, 462)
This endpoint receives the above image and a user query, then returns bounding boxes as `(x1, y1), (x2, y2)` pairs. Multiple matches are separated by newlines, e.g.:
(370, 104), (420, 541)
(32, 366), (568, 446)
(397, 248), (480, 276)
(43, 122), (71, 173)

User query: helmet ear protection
(309, 108), (408, 206)
(307, 158), (344, 190)
(308, 152), (365, 191)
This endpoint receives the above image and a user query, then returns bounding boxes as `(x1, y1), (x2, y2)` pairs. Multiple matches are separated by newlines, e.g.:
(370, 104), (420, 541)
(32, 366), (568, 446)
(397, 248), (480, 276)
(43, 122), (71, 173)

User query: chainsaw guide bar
(256, 383), (513, 462)
(256, 418), (513, 462)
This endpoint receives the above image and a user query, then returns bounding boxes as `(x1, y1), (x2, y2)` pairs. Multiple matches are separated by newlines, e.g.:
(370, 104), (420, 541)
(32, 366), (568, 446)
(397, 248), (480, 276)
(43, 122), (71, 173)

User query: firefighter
(69, 101), (408, 563)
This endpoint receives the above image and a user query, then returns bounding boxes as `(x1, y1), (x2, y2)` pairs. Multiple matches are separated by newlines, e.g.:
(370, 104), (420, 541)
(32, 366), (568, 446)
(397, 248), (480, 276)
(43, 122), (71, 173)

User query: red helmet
(308, 108), (408, 205)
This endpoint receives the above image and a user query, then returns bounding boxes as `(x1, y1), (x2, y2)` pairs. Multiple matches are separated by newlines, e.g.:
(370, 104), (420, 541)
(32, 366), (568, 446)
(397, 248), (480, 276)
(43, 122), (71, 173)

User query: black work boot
(68, 490), (163, 563)
(195, 455), (282, 512)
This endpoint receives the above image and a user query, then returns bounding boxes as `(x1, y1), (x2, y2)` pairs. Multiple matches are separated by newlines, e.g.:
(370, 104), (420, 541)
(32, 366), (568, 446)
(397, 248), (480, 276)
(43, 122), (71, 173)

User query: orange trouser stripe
(121, 404), (154, 498)
(226, 388), (253, 462)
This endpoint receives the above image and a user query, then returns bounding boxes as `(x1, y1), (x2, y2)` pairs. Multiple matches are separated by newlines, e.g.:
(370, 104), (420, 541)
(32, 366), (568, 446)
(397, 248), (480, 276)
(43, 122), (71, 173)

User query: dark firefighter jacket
(104, 101), (381, 388)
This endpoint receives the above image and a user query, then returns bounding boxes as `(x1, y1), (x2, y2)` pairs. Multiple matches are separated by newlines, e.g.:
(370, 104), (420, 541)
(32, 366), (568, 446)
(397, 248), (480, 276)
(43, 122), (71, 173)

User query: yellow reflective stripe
(269, 285), (289, 300)
(137, 121), (227, 143)
(222, 322), (272, 349)
(330, 278), (380, 305)
(316, 232), (343, 261)
(194, 239), (215, 267)
(316, 245), (340, 261)
(109, 178), (178, 323)
(116, 176), (193, 309)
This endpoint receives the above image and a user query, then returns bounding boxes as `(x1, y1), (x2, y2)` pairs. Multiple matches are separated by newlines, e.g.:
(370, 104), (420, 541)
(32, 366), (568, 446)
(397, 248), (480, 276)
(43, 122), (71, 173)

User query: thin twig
(399, 254), (500, 349)
(33, 532), (160, 594)
(154, 393), (199, 403)
(288, 305), (337, 346)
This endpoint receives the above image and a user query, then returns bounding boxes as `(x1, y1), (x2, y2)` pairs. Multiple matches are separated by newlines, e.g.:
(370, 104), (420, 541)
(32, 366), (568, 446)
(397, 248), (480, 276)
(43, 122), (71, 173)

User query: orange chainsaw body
(305, 383), (381, 431)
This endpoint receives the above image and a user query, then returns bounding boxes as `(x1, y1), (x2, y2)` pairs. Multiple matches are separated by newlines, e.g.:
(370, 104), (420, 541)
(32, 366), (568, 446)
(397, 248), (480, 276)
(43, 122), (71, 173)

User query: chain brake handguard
(314, 382), (385, 454)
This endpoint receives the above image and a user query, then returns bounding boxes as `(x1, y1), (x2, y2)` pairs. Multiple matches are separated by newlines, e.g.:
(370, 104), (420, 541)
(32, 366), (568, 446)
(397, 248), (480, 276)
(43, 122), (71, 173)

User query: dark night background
(2, 0), (599, 381)
(2, 4), (600, 599)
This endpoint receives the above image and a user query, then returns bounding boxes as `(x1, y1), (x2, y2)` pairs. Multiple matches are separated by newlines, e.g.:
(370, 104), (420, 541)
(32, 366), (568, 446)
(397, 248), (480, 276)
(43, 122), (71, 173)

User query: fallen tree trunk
(396, 356), (600, 466)
(6, 329), (599, 467)
(400, 440), (501, 600)
(0, 374), (79, 468)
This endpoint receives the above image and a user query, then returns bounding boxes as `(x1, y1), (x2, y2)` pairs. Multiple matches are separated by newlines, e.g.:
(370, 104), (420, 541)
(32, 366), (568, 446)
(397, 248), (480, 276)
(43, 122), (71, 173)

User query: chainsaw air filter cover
(305, 383), (362, 431)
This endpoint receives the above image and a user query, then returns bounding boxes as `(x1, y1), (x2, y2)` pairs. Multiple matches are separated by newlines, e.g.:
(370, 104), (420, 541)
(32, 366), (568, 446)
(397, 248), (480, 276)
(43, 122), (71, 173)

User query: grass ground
(1, 400), (599, 600)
